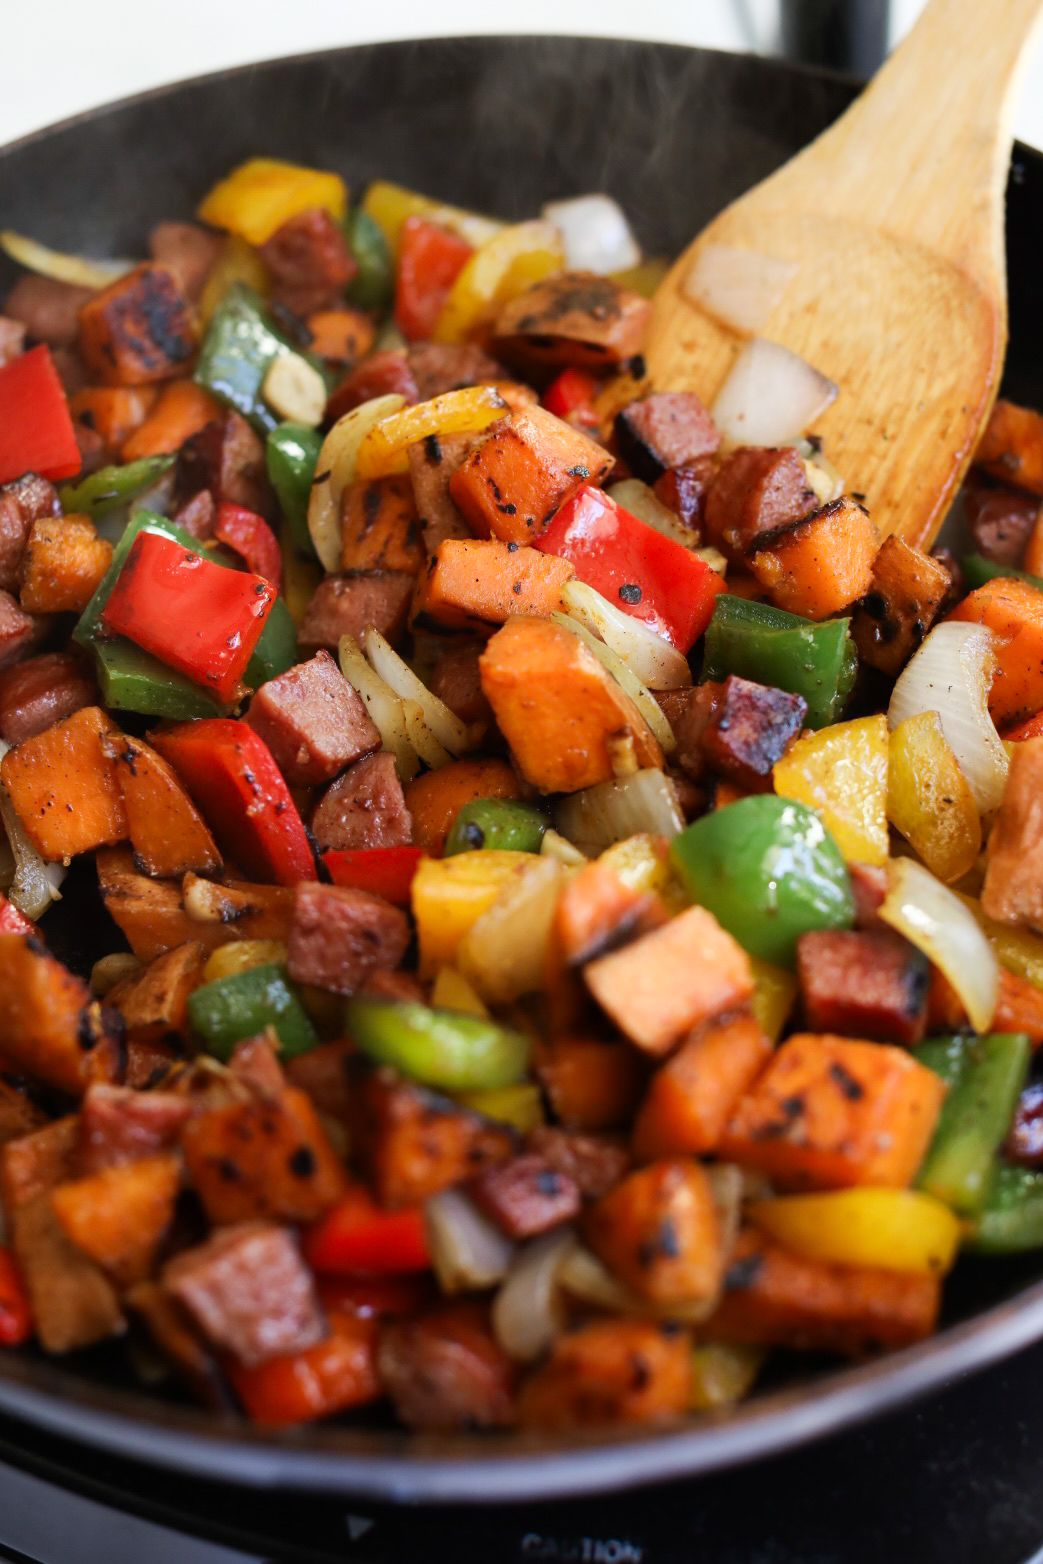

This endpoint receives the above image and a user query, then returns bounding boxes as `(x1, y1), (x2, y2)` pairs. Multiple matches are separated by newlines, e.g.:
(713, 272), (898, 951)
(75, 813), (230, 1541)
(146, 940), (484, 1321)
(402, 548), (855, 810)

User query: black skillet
(2, 34), (1043, 1505)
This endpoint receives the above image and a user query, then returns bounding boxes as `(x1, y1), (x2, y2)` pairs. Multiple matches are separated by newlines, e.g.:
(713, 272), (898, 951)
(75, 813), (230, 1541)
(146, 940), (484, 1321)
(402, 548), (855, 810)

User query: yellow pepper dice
(354, 387), (509, 480)
(433, 220), (565, 344)
(361, 180), (502, 258)
(959, 891), (1043, 990)
(198, 236), (269, 325)
(198, 158), (347, 246)
(689, 1343), (765, 1411)
(430, 966), (490, 1018)
(749, 957), (798, 1042)
(598, 832), (685, 906)
(888, 711), (981, 884)
(455, 1083), (545, 1133)
(772, 713), (889, 867)
(201, 940), (288, 985)
(748, 1188), (962, 1276)
(412, 850), (535, 976)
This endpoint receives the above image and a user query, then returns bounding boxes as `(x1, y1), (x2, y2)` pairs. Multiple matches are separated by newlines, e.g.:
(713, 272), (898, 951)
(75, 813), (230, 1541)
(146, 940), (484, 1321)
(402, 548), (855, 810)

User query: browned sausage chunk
(310, 751), (413, 853)
(0, 590), (43, 669)
(297, 572), (414, 652)
(176, 409), (272, 518)
(246, 649), (380, 786)
(704, 446), (817, 561)
(614, 392), (720, 485)
(148, 222), (222, 301)
(326, 350), (419, 424)
(699, 676), (807, 790)
(796, 930), (929, 1046)
(79, 1084), (193, 1174)
(0, 651), (96, 745)
(0, 473), (60, 593)
(287, 881), (410, 996)
(962, 476), (1040, 565)
(3, 275), (95, 348)
(378, 1301), (517, 1431)
(259, 207), (357, 318)
(406, 342), (506, 401)
(427, 639), (493, 726)
(526, 1125), (631, 1199)
(470, 1154), (581, 1239)
(0, 317), (25, 365)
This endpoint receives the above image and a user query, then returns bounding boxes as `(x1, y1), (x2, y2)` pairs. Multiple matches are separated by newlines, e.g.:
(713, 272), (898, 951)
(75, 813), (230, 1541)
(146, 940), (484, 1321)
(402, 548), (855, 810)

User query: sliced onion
(711, 337), (838, 448)
(424, 1187), (514, 1294)
(540, 828), (590, 866)
(880, 856), (998, 1033)
(0, 787), (64, 920)
(555, 769), (684, 855)
(562, 579), (691, 691)
(789, 443), (844, 505)
(458, 856), (565, 1004)
(401, 699), (451, 771)
(338, 634), (420, 782)
(551, 612), (675, 754)
(493, 1229), (576, 1362)
(307, 394), (405, 572)
(558, 1244), (717, 1323)
(363, 628), (472, 756)
(683, 243), (797, 334)
(607, 479), (699, 552)
(695, 545), (728, 576)
(541, 195), (640, 276)
(0, 230), (132, 290)
(888, 620), (1007, 816)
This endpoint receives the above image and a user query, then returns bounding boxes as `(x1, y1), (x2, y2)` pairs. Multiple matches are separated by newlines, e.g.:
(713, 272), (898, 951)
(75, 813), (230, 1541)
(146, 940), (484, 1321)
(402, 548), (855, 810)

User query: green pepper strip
(59, 454), (176, 520)
(444, 798), (548, 857)
(914, 1032), (1031, 1217)
(343, 208), (394, 313)
(966, 1164), (1043, 1253)
(266, 424), (321, 559)
(195, 282), (327, 438)
(188, 963), (317, 1061)
(345, 997), (530, 1092)
(961, 554), (1043, 593)
(701, 594), (857, 730)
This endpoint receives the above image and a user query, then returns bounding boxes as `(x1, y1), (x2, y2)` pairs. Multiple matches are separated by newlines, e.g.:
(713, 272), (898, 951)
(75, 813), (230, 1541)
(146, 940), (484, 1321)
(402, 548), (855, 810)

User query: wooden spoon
(643, 0), (1043, 548)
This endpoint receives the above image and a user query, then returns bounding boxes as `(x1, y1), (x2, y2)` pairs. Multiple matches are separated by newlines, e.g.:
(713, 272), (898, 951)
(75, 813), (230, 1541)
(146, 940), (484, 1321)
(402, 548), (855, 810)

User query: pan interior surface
(2, 34), (1043, 1501)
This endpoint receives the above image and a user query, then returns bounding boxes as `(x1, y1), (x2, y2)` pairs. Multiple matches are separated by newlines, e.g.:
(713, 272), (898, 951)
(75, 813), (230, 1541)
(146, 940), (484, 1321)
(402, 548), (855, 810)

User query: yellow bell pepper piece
(455, 1083), (545, 1133)
(198, 235), (269, 326)
(430, 966), (490, 1018)
(198, 158), (347, 247)
(354, 386), (507, 480)
(958, 891), (1043, 990)
(432, 220), (565, 344)
(772, 714), (889, 866)
(598, 832), (686, 908)
(361, 180), (501, 258)
(749, 957), (798, 1041)
(610, 257), (671, 299)
(201, 940), (288, 985)
(689, 1343), (765, 1411)
(280, 538), (322, 629)
(412, 851), (534, 976)
(748, 1188), (961, 1275)
(887, 711), (981, 884)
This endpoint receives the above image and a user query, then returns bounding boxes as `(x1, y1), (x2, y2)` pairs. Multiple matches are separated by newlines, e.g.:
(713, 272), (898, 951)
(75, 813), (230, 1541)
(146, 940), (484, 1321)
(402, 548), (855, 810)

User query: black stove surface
(3, 1336), (1043, 1563)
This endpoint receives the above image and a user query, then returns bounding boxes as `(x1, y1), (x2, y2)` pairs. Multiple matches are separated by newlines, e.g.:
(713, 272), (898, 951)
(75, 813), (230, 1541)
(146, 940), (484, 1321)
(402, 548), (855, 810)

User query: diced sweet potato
(974, 398), (1043, 494)
(19, 513), (112, 614)
(493, 272), (651, 370)
(0, 1116), (80, 1216)
(403, 756), (517, 856)
(718, 1034), (946, 1191)
(96, 849), (291, 961)
(101, 732), (221, 879)
(704, 1228), (940, 1356)
(584, 905), (753, 1056)
(51, 1154), (181, 1289)
(181, 1086), (346, 1226)
(796, 930), (929, 1045)
(305, 307), (375, 369)
(948, 577), (1043, 726)
(479, 616), (663, 793)
(77, 263), (196, 385)
(422, 538), (575, 629)
(0, 936), (119, 1096)
(749, 497), (880, 619)
(449, 405), (613, 545)
(340, 475), (424, 575)
(106, 941), (205, 1046)
(632, 1012), (773, 1160)
(121, 379), (222, 462)
(518, 1318), (691, 1429)
(0, 1078), (46, 1148)
(851, 535), (952, 676)
(584, 1159), (725, 1307)
(69, 386), (157, 457)
(534, 1035), (647, 1130)
(981, 737), (1043, 930)
(1, 705), (126, 860)
(11, 1194), (125, 1352)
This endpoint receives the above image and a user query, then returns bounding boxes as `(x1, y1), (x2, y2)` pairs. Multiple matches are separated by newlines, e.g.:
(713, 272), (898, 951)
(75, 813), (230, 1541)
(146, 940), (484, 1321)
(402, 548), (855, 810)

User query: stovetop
(4, 1335), (1043, 1564)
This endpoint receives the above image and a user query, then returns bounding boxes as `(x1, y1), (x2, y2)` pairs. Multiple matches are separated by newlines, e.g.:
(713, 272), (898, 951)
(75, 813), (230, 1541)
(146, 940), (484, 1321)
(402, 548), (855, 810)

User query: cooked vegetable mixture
(0, 158), (1042, 1433)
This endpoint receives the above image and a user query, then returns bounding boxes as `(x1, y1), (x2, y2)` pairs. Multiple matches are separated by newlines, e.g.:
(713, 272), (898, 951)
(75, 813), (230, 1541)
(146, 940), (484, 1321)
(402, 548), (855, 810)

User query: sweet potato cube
(584, 1159), (726, 1306)
(340, 474), (424, 574)
(975, 398), (1043, 494)
(533, 1035), (646, 1130)
(493, 272), (651, 371)
(518, 1318), (691, 1430)
(0, 936), (118, 1096)
(718, 1033), (946, 1191)
(479, 616), (663, 793)
(947, 576), (1043, 726)
(982, 737), (1043, 930)
(10, 1194), (124, 1353)
(1, 705), (126, 860)
(584, 904), (753, 1056)
(101, 731), (221, 879)
(749, 497), (880, 620)
(0, 1116), (79, 1216)
(449, 405), (613, 545)
(106, 940), (205, 1045)
(423, 539), (575, 629)
(69, 386), (157, 456)
(632, 1012), (773, 1160)
(51, 1154), (181, 1289)
(851, 534), (951, 676)
(77, 263), (197, 385)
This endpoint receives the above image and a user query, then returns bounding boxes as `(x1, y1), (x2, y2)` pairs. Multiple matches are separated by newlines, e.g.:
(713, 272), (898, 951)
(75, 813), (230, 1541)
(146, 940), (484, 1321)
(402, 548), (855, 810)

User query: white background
(1, 1), (1042, 151)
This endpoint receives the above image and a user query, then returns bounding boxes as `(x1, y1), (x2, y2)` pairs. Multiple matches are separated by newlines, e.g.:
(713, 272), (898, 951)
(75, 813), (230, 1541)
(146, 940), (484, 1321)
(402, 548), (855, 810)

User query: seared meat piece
(176, 409), (272, 518)
(287, 881), (410, 996)
(79, 1084), (193, 1174)
(246, 649), (380, 786)
(614, 392), (720, 485)
(310, 752), (413, 853)
(259, 207), (357, 318)
(699, 676), (807, 790)
(297, 572), (414, 652)
(0, 472), (60, 593)
(796, 930), (929, 1046)
(378, 1301), (517, 1430)
(470, 1154), (581, 1239)
(704, 446), (817, 561)
(0, 651), (96, 745)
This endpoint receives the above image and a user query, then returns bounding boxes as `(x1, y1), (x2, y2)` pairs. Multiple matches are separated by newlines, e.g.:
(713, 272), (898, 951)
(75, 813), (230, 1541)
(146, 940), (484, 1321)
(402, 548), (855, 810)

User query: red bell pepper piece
(0, 1247), (32, 1346)
(0, 895), (36, 938)
(394, 216), (473, 342)
(0, 345), (81, 486)
(535, 482), (724, 652)
(215, 503), (283, 590)
(101, 531), (276, 704)
(302, 1185), (431, 1275)
(151, 719), (314, 886)
(226, 1310), (380, 1426)
(322, 846), (425, 906)
(542, 368), (600, 420)
(317, 1272), (432, 1318)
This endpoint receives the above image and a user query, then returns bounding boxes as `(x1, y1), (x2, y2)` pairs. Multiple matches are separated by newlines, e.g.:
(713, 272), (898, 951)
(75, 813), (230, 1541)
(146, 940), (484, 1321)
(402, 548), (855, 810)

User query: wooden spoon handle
(766, 0), (1043, 285)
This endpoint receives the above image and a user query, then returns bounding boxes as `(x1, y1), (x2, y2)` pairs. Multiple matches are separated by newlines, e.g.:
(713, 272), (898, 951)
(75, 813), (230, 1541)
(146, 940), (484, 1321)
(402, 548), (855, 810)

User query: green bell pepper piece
(444, 798), (548, 857)
(188, 963), (317, 1061)
(345, 997), (530, 1091)
(966, 1163), (1043, 1253)
(95, 639), (225, 721)
(59, 455), (176, 520)
(914, 1031), (1030, 1217)
(266, 423), (321, 557)
(701, 594), (857, 729)
(961, 553), (1043, 593)
(344, 208), (394, 312)
(246, 595), (298, 687)
(669, 794), (855, 966)
(195, 283), (325, 437)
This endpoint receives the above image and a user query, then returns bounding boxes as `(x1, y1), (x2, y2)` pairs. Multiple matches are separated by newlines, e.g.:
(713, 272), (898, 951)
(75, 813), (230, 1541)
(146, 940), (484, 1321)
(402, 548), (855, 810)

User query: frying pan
(2, 34), (1043, 1505)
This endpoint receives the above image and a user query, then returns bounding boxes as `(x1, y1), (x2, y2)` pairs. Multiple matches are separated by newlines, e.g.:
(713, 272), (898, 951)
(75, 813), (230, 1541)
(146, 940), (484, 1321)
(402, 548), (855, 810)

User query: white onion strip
(362, 628), (472, 755)
(561, 580), (691, 691)
(492, 1230), (575, 1362)
(711, 336), (838, 447)
(424, 1188), (514, 1294)
(888, 620), (1007, 815)
(338, 634), (420, 781)
(555, 769), (684, 855)
(551, 612), (675, 754)
(541, 195), (640, 275)
(683, 243), (797, 334)
(0, 230), (132, 290)
(879, 857), (998, 1033)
